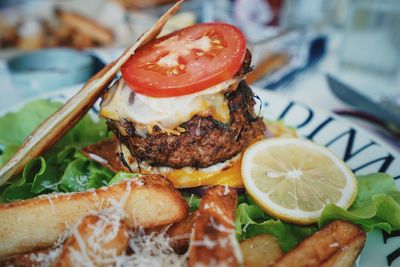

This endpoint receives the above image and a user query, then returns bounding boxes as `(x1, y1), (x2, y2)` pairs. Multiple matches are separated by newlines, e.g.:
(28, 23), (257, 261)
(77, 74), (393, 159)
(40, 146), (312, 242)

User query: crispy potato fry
(53, 214), (129, 267)
(240, 234), (283, 267)
(71, 32), (94, 49)
(188, 186), (242, 267)
(320, 235), (366, 267)
(56, 9), (113, 45)
(167, 211), (198, 254)
(0, 174), (187, 259)
(273, 220), (366, 267)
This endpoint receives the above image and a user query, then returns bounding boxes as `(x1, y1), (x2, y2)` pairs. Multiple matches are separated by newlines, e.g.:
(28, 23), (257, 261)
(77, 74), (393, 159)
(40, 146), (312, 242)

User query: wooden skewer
(0, 1), (182, 187)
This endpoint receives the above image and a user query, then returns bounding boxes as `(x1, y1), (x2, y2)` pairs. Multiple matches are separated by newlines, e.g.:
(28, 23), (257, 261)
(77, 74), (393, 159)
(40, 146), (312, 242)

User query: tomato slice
(121, 23), (246, 98)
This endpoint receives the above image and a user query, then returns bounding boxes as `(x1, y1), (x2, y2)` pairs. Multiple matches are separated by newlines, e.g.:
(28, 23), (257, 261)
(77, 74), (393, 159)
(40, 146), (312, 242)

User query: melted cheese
(100, 77), (241, 132)
(167, 154), (243, 188)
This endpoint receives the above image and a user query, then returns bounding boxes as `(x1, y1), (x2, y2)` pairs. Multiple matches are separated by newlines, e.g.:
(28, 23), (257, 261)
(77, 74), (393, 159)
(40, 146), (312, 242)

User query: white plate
(1, 86), (400, 267)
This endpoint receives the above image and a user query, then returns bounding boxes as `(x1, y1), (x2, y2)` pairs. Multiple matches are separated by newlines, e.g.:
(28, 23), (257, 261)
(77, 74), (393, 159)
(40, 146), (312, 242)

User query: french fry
(273, 220), (366, 267)
(56, 9), (114, 45)
(53, 214), (129, 267)
(0, 174), (187, 259)
(167, 211), (198, 254)
(71, 32), (94, 50)
(240, 234), (282, 267)
(188, 186), (242, 267)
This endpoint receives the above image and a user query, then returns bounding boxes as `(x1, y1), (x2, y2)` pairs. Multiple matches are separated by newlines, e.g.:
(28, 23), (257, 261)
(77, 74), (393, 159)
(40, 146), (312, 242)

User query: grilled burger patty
(106, 80), (266, 169)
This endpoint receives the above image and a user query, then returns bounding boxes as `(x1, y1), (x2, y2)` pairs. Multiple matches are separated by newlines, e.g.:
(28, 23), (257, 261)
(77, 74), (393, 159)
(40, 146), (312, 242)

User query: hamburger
(93, 22), (266, 188)
(0, 5), (384, 266)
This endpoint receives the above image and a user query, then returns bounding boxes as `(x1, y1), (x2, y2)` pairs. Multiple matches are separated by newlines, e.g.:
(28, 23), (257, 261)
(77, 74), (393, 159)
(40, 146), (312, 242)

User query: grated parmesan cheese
(242, 222), (250, 233)
(116, 227), (188, 267)
(88, 153), (109, 164)
(28, 246), (62, 267)
(223, 184), (230, 196)
(329, 242), (340, 248)
(209, 217), (234, 234)
(203, 202), (234, 226)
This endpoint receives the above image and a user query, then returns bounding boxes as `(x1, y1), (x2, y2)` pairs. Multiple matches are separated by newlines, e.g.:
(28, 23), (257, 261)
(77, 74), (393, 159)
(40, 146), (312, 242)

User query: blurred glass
(280, 0), (325, 29)
(340, 0), (400, 77)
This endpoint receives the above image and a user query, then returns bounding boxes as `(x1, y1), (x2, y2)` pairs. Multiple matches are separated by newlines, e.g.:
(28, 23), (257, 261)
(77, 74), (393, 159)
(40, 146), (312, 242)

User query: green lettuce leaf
(109, 172), (139, 185)
(0, 183), (39, 203)
(235, 202), (317, 252)
(0, 100), (61, 146)
(0, 99), (112, 202)
(0, 146), (116, 202)
(183, 193), (201, 212)
(0, 99), (107, 168)
(28, 157), (59, 193)
(319, 173), (400, 232)
(0, 144), (19, 167)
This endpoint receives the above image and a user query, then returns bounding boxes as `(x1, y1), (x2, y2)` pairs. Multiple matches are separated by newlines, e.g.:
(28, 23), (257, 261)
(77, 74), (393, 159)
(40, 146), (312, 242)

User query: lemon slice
(242, 138), (357, 224)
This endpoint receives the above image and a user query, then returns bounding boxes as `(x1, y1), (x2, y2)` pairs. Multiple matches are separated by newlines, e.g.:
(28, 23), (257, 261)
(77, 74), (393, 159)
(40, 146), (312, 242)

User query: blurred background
(0, 0), (399, 145)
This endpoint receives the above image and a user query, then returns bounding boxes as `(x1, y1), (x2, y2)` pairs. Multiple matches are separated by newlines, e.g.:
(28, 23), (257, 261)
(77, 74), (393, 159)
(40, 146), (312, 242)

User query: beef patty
(106, 80), (266, 169)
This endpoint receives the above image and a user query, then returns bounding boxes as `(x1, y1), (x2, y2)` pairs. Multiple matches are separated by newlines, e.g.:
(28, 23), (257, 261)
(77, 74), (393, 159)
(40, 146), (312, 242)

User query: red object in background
(233, 0), (284, 35)
(265, 0), (284, 26)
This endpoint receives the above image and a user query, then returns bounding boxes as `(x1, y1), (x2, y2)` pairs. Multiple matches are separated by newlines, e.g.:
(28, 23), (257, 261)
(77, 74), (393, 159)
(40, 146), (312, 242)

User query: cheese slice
(167, 154), (243, 188)
(100, 77), (242, 132)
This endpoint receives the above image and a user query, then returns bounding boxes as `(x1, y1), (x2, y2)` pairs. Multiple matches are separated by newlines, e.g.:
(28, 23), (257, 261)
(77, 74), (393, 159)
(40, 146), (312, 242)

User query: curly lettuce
(0, 100), (115, 202)
(319, 173), (400, 232)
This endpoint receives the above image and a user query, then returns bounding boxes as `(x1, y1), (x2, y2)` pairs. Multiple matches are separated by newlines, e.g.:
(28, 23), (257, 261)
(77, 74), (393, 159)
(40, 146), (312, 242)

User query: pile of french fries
(0, 175), (366, 266)
(0, 9), (113, 50)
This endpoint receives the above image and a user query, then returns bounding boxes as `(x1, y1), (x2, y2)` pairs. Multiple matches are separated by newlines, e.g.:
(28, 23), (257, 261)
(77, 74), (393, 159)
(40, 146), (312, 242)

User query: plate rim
(252, 87), (400, 159)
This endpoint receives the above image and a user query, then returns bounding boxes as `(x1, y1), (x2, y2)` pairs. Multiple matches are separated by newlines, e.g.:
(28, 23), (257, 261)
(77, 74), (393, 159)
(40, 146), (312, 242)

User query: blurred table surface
(0, 30), (399, 152)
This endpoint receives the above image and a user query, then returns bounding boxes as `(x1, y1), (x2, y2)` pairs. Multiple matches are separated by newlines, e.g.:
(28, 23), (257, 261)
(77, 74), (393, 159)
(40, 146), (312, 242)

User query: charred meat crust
(107, 80), (266, 169)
